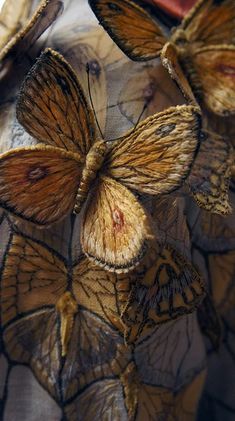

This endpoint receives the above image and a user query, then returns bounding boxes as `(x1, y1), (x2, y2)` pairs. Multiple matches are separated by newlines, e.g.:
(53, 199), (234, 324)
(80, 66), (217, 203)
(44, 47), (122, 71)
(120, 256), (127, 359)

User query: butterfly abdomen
(56, 291), (78, 357)
(74, 140), (107, 213)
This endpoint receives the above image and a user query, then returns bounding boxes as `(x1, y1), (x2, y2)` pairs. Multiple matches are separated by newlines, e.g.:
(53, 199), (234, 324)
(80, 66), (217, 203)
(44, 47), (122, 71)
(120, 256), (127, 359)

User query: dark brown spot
(27, 166), (48, 182)
(112, 208), (125, 231)
(108, 2), (122, 13)
(88, 59), (101, 77)
(216, 64), (235, 77)
(155, 123), (176, 137)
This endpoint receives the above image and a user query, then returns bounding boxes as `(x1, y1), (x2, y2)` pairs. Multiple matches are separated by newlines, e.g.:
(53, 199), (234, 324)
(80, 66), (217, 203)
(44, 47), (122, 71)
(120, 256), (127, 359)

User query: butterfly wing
(122, 244), (205, 343)
(191, 45), (235, 116)
(181, 0), (235, 45)
(104, 104), (201, 195)
(81, 175), (152, 273)
(16, 48), (95, 155)
(88, 0), (167, 61)
(0, 0), (31, 52)
(51, 42), (107, 135)
(0, 0), (63, 66)
(188, 130), (233, 215)
(0, 145), (82, 226)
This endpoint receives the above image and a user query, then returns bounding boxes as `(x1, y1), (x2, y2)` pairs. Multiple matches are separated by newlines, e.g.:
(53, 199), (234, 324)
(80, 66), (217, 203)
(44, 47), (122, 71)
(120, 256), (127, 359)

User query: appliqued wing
(0, 145), (82, 226)
(188, 130), (233, 214)
(0, 0), (63, 65)
(16, 48), (95, 154)
(191, 45), (235, 116)
(118, 63), (185, 125)
(1, 233), (128, 402)
(104, 104), (201, 195)
(122, 244), (205, 343)
(51, 39), (108, 135)
(88, 0), (167, 61)
(181, 0), (235, 45)
(81, 175), (152, 273)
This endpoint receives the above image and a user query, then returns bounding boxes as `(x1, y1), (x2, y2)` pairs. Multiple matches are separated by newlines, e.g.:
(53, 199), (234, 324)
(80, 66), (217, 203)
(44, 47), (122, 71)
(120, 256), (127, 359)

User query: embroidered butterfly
(88, 0), (235, 116)
(0, 231), (130, 402)
(0, 0), (63, 75)
(0, 48), (200, 272)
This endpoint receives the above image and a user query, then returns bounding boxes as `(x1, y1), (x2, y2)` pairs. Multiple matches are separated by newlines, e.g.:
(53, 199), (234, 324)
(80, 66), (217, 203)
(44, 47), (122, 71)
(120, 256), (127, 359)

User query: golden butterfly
(0, 47), (201, 273)
(89, 0), (235, 116)
(0, 0), (63, 76)
(0, 230), (131, 402)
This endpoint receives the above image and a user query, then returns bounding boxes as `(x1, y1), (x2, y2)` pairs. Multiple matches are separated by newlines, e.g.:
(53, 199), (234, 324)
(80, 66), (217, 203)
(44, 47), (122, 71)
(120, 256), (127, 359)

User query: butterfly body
(74, 139), (107, 213)
(56, 291), (78, 357)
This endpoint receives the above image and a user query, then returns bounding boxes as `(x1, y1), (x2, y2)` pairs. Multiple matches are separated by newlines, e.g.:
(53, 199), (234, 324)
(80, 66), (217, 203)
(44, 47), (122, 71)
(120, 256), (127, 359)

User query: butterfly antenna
(86, 63), (104, 139)
(134, 103), (148, 129)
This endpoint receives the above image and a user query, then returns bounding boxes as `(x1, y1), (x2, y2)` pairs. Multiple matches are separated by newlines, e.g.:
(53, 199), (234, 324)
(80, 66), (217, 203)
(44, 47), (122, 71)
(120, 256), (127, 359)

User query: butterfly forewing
(16, 48), (95, 155)
(104, 104), (201, 195)
(0, 145), (82, 226)
(81, 175), (151, 272)
(181, 0), (235, 45)
(88, 0), (166, 61)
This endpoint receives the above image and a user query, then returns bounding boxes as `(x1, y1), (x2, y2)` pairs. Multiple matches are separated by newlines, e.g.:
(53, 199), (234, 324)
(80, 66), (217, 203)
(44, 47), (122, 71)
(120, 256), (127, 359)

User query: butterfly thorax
(74, 140), (107, 213)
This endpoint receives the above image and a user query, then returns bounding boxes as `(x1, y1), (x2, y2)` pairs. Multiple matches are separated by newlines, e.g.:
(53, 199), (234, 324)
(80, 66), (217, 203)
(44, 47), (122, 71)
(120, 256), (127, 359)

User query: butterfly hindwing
(16, 48), (95, 154)
(122, 244), (205, 343)
(88, 0), (166, 61)
(0, 145), (82, 226)
(190, 45), (235, 116)
(104, 104), (201, 195)
(188, 130), (233, 214)
(81, 175), (152, 272)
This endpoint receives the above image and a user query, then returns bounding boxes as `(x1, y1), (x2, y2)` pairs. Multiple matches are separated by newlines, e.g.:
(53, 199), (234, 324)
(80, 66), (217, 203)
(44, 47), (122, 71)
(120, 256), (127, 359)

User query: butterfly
(88, 0), (235, 116)
(0, 231), (131, 402)
(66, 357), (206, 420)
(0, 0), (63, 76)
(0, 47), (201, 273)
(122, 243), (205, 343)
(187, 129), (233, 214)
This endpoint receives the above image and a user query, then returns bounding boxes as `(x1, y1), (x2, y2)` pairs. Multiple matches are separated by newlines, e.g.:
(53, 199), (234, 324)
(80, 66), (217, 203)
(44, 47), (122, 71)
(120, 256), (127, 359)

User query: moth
(0, 48), (201, 273)
(88, 0), (235, 116)
(0, 0), (63, 75)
